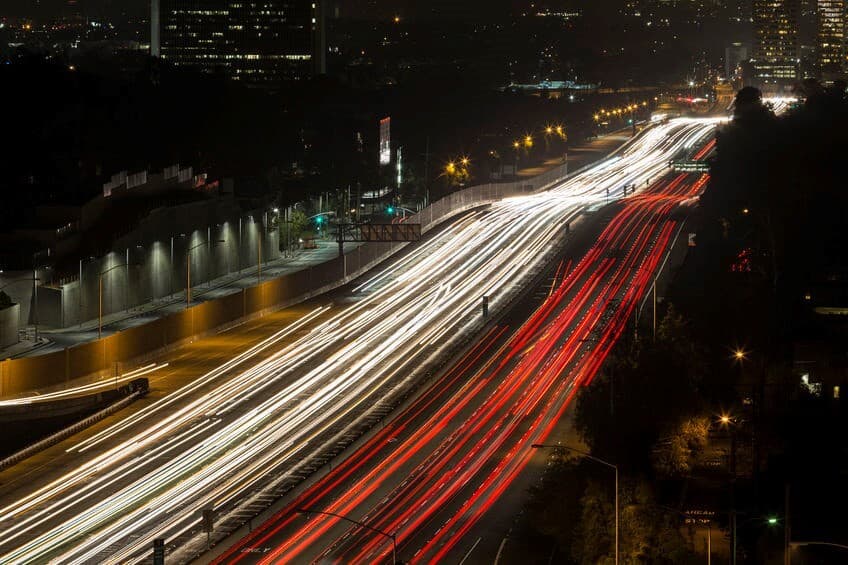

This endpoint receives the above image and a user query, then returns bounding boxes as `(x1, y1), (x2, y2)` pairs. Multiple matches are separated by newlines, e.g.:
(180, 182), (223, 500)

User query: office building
(751, 0), (801, 87)
(152, 0), (324, 86)
(818, 0), (846, 79)
(726, 42), (749, 80)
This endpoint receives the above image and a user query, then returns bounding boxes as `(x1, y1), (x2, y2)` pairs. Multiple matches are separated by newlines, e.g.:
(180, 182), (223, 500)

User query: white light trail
(0, 119), (721, 565)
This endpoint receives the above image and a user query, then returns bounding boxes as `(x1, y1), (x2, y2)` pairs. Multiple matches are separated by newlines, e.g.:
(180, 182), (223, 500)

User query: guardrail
(0, 378), (149, 472)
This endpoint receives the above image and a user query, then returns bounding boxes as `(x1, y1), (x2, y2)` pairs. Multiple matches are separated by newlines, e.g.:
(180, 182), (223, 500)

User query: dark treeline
(511, 87), (848, 563)
(703, 82), (848, 351)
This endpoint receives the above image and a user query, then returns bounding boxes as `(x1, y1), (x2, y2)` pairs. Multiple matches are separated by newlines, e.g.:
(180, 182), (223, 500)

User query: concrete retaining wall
(0, 305), (18, 350)
(0, 209), (279, 331)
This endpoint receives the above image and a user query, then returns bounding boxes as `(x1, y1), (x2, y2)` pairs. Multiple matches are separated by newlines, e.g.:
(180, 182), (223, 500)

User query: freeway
(0, 118), (718, 564)
(213, 137), (716, 565)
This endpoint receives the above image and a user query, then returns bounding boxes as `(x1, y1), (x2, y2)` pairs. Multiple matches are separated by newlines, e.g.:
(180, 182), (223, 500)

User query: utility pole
(652, 277), (658, 339)
(785, 483), (791, 565)
(79, 259), (83, 327)
(125, 247), (130, 311)
(423, 137), (431, 207)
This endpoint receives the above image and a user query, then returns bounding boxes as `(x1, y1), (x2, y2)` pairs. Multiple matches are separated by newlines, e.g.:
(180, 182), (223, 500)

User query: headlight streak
(216, 136), (718, 565)
(0, 363), (168, 406)
(0, 119), (719, 565)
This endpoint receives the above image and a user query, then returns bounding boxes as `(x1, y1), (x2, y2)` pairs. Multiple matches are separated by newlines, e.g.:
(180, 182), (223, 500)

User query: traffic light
(387, 205), (395, 215)
(315, 215), (324, 225)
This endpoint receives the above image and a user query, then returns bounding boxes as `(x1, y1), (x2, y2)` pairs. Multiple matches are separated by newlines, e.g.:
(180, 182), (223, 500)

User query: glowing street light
(524, 135), (533, 148)
(460, 157), (470, 167)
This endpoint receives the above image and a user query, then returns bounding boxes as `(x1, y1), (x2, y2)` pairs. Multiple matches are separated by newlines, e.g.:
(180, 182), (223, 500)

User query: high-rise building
(726, 42), (749, 80)
(817, 0), (847, 79)
(751, 0), (801, 88)
(151, 0), (324, 86)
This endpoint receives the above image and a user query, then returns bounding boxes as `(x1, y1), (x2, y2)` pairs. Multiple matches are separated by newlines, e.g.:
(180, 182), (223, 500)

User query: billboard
(379, 117), (391, 166)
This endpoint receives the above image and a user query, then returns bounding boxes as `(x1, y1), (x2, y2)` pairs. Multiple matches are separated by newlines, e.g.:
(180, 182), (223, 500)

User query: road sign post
(202, 507), (214, 550)
(152, 538), (165, 565)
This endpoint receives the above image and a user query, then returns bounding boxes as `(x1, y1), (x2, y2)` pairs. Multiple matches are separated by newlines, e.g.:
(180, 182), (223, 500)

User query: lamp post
(32, 248), (51, 341)
(98, 263), (134, 339)
(296, 507), (397, 564)
(186, 239), (225, 307)
(78, 256), (96, 327)
(732, 513), (784, 564)
(532, 443), (618, 565)
(719, 411), (747, 565)
(513, 140), (521, 177)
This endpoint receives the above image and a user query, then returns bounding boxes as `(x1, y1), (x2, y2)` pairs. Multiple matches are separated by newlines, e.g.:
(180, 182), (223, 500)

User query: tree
(524, 456), (586, 554)
(651, 416), (710, 478)
(571, 480), (615, 564)
(733, 87), (773, 124)
(574, 309), (705, 473)
(290, 209), (309, 239)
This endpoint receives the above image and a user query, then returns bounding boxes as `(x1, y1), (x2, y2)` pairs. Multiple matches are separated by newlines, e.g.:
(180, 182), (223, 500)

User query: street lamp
(32, 248), (51, 341)
(532, 443), (619, 565)
(98, 263), (136, 339)
(296, 508), (397, 564)
(186, 239), (226, 307)
(78, 256), (96, 328)
(732, 348), (748, 363)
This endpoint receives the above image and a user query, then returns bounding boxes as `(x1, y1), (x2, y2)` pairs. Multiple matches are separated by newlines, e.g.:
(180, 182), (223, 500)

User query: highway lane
(214, 134), (718, 565)
(0, 119), (717, 564)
